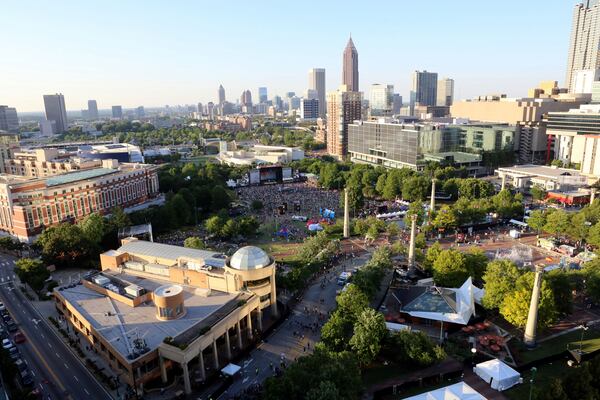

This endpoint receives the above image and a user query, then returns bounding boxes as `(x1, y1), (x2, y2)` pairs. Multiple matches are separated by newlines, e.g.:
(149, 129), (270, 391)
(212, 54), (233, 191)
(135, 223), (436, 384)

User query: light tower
(430, 178), (437, 213)
(408, 214), (417, 274)
(343, 188), (350, 239)
(524, 265), (545, 348)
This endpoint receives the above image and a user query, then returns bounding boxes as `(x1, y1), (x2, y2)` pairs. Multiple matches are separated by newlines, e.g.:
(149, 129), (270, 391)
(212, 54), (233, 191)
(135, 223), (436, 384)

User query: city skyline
(0, 1), (577, 111)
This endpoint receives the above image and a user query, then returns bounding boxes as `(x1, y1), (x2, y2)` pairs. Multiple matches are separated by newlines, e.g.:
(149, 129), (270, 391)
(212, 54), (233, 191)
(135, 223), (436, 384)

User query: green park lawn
(505, 361), (569, 400)
(516, 326), (600, 364)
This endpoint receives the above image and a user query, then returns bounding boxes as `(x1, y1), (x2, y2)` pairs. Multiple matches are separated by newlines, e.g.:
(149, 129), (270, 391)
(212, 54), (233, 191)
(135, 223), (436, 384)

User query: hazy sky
(1, 0), (576, 112)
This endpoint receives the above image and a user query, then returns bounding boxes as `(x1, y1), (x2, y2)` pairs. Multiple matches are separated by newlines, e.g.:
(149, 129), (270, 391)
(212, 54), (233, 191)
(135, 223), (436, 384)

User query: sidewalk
(220, 252), (372, 399)
(31, 295), (126, 399)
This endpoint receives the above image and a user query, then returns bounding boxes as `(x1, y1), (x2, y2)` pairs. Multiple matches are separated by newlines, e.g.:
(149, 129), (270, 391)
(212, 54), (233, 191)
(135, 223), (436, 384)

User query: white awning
(221, 363), (241, 376)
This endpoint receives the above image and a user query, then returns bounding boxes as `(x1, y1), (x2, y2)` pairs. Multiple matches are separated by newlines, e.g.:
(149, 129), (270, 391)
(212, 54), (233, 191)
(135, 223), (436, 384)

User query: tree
(405, 201), (425, 226)
(546, 270), (574, 315)
(184, 237), (205, 249)
(349, 308), (387, 365)
(544, 209), (571, 238)
(432, 206), (458, 230)
(402, 176), (429, 201)
(530, 186), (547, 201)
(588, 222), (600, 248)
(563, 363), (598, 400)
(109, 207), (131, 230)
(37, 223), (96, 269)
(482, 260), (522, 310)
(205, 215), (225, 237)
(423, 241), (442, 272)
(78, 213), (106, 244)
(14, 258), (49, 292)
(527, 210), (547, 233)
(432, 249), (469, 287)
(262, 345), (361, 400)
(250, 200), (263, 210)
(464, 248), (488, 282)
(500, 273), (556, 329)
(306, 381), (341, 400)
(336, 284), (369, 317)
(536, 378), (568, 400)
(382, 331), (445, 367)
(210, 186), (230, 211)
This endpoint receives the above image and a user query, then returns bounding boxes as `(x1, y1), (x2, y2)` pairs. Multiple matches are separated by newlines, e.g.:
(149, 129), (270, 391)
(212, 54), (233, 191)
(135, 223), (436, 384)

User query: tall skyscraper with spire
(343, 36), (359, 92)
(218, 85), (226, 105)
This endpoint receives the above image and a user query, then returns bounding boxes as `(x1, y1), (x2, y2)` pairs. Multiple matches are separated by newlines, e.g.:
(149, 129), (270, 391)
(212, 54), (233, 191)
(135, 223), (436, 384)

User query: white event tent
(473, 359), (521, 391)
(404, 381), (487, 400)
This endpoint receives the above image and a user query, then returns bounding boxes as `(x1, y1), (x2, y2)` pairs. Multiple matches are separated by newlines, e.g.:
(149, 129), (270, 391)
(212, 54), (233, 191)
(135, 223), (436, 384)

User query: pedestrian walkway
(221, 252), (372, 399)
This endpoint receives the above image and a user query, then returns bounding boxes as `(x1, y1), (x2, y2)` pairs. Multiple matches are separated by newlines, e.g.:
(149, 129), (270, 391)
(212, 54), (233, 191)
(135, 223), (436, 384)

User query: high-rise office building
(273, 96), (283, 110)
(327, 85), (362, 159)
(308, 68), (326, 117)
(369, 84), (394, 116)
(392, 94), (403, 115)
(566, 0), (600, 92)
(258, 87), (268, 103)
(412, 71), (438, 107)
(111, 106), (123, 119)
(0, 106), (19, 133)
(241, 90), (253, 107)
(437, 78), (455, 107)
(43, 94), (68, 133)
(207, 102), (215, 120)
(218, 85), (226, 105)
(87, 100), (99, 120)
(300, 99), (319, 121)
(135, 106), (145, 118)
(197, 103), (203, 115)
(87, 100), (98, 120)
(343, 37), (359, 92)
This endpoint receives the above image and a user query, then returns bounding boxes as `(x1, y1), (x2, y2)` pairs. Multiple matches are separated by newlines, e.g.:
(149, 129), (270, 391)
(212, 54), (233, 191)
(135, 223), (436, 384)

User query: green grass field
(516, 327), (600, 364)
(505, 362), (569, 400)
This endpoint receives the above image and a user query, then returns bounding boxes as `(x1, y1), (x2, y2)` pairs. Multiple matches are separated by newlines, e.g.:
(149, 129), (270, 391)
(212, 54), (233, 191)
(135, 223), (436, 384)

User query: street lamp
(579, 323), (589, 355)
(470, 347), (477, 368)
(528, 367), (537, 400)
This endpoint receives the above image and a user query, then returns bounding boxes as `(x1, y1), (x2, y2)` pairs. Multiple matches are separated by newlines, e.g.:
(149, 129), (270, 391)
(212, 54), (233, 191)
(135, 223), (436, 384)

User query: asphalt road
(0, 253), (113, 400)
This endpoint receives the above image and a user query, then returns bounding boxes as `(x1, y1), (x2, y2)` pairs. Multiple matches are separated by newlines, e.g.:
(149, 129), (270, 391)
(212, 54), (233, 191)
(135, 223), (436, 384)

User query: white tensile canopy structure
(404, 381), (487, 400)
(221, 363), (241, 376)
(474, 359), (521, 391)
(404, 278), (477, 325)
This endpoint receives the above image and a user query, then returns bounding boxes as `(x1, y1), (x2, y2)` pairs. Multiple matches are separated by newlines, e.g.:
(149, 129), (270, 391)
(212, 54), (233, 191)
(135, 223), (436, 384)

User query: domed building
(225, 246), (277, 315)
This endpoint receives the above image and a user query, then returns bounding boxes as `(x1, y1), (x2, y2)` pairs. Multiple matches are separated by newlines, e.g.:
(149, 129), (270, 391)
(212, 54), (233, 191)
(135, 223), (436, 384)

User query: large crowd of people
(237, 183), (340, 240)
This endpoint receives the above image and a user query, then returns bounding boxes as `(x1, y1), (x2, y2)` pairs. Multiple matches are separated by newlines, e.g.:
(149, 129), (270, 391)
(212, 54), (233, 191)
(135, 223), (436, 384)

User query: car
(14, 358), (26, 372)
(2, 314), (11, 323)
(1, 338), (12, 350)
(8, 346), (19, 360)
(6, 321), (17, 333)
(13, 331), (25, 344)
(0, 302), (5, 311)
(20, 370), (33, 387)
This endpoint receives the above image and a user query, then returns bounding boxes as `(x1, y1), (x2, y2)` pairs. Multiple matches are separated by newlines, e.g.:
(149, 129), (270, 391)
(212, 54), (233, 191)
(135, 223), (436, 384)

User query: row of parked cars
(0, 301), (33, 388)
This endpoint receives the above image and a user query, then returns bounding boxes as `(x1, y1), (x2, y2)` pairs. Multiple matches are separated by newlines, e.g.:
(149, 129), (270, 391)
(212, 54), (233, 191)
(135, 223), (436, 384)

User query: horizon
(1, 0), (578, 112)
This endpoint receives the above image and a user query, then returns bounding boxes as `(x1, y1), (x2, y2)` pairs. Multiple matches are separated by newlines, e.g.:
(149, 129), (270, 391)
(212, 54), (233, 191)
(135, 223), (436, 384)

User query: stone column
(212, 339), (219, 369)
(501, 175), (506, 191)
(257, 309), (263, 331)
(225, 329), (232, 360)
(408, 214), (417, 273)
(182, 362), (192, 394)
(159, 356), (167, 383)
(591, 189), (596, 204)
(524, 265), (545, 348)
(270, 269), (278, 317)
(246, 313), (253, 339)
(430, 178), (436, 213)
(343, 188), (350, 239)
(199, 350), (206, 381)
(236, 321), (243, 348)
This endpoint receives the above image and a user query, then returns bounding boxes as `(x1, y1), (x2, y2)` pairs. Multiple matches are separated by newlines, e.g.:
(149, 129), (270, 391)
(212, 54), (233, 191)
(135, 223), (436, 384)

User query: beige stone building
(327, 85), (362, 159)
(450, 94), (589, 163)
(54, 240), (277, 395)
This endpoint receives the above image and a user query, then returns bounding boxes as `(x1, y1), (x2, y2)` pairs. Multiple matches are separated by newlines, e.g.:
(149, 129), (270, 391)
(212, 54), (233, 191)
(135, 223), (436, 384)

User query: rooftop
(497, 164), (586, 179)
(58, 270), (238, 361)
(46, 168), (117, 187)
(117, 239), (226, 268)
